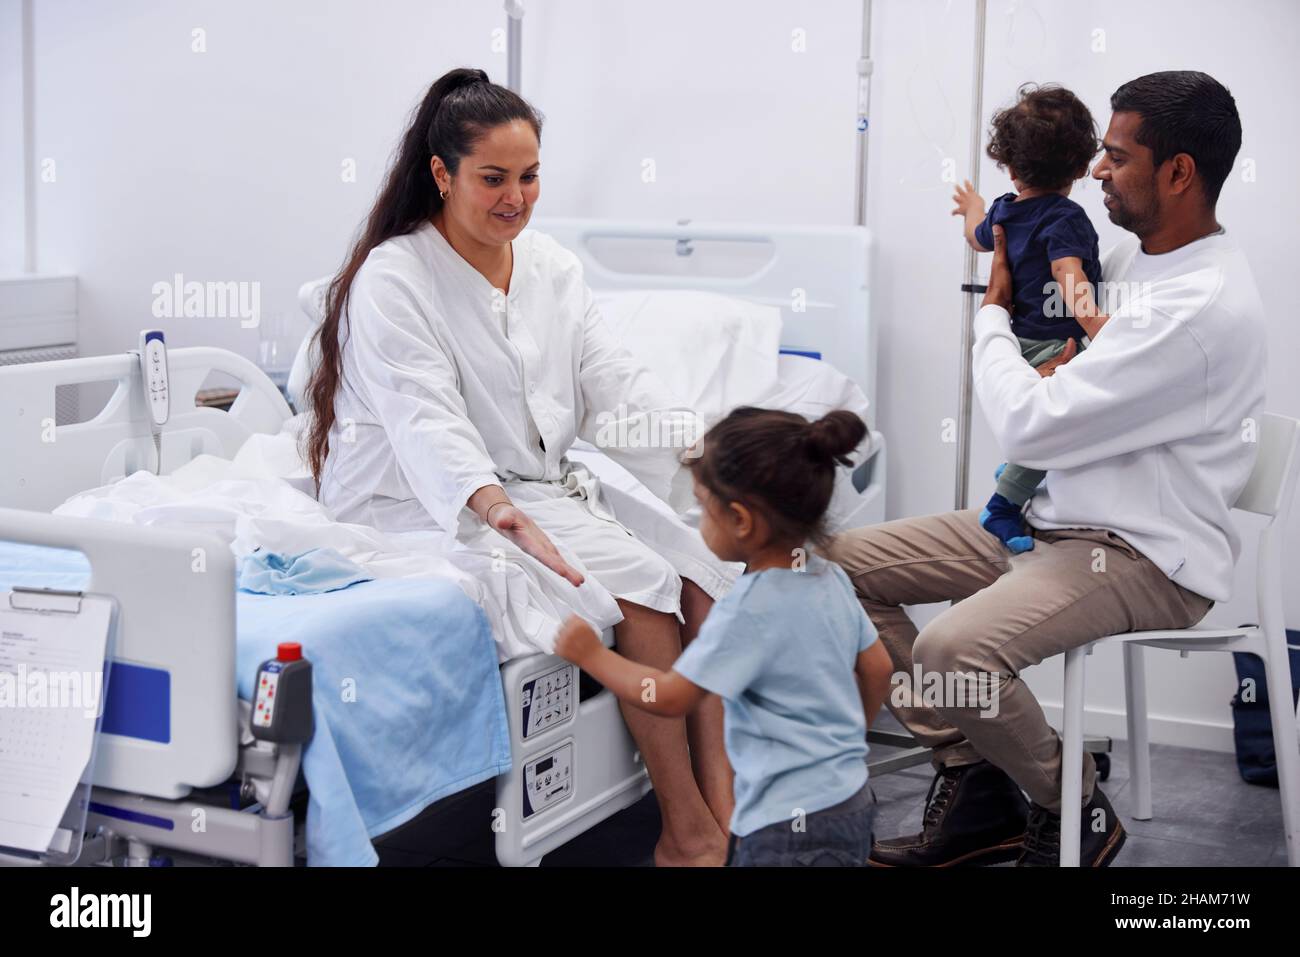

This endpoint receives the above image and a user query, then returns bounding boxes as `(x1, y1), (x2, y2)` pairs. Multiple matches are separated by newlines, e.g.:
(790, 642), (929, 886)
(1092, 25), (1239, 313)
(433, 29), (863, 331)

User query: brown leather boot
(1016, 785), (1127, 867)
(869, 760), (1029, 867)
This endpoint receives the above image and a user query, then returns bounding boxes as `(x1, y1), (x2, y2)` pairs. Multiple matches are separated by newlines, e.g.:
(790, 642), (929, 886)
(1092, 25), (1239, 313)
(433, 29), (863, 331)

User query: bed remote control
(138, 330), (170, 428)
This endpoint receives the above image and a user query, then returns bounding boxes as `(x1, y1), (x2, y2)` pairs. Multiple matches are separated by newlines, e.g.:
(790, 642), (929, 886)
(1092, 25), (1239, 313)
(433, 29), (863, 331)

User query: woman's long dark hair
(303, 67), (543, 484)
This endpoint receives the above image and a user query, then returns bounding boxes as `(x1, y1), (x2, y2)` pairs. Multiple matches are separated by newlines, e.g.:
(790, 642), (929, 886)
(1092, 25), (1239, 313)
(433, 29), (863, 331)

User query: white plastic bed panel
(0, 506), (238, 800)
(494, 654), (651, 866)
(532, 217), (875, 409)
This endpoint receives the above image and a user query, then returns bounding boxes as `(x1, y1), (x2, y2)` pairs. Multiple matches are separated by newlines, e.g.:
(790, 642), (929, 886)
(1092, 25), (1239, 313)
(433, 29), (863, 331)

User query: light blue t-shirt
(672, 552), (879, 837)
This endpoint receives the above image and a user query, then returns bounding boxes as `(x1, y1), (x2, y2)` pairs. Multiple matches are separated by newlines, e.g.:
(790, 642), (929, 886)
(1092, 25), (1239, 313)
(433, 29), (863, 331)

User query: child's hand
(951, 179), (985, 218)
(554, 614), (602, 666)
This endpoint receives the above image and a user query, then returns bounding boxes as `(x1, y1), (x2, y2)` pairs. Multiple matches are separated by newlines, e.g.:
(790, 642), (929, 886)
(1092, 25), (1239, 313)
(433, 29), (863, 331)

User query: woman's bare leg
(679, 578), (734, 833)
(614, 598), (727, 866)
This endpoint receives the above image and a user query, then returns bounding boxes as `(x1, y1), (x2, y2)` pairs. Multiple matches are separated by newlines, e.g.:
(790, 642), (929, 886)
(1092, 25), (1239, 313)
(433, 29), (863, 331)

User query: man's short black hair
(986, 84), (1099, 191)
(1109, 71), (1242, 205)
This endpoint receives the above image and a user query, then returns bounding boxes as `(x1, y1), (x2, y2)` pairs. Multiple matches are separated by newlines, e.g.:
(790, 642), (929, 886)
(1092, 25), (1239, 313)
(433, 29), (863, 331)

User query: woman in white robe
(304, 68), (735, 865)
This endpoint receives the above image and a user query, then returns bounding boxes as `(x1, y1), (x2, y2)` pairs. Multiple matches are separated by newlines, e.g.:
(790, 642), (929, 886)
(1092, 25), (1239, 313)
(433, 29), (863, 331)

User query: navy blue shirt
(974, 192), (1101, 341)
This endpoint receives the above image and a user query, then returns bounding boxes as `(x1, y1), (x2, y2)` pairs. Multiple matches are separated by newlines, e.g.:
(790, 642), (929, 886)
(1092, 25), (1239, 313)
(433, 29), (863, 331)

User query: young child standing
(952, 83), (1108, 553)
(554, 407), (893, 867)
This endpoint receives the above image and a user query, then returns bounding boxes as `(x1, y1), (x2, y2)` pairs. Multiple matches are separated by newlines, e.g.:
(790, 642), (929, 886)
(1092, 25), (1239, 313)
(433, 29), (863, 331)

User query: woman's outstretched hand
(488, 503), (586, 587)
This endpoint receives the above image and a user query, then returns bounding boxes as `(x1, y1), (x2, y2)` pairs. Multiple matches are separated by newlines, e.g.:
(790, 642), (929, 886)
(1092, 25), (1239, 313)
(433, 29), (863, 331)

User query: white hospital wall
(11, 0), (1299, 751)
(6, 0), (506, 353)
(0, 0), (24, 271)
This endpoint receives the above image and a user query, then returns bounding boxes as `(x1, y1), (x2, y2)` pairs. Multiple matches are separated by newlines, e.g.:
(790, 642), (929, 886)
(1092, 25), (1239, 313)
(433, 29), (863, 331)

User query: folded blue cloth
(237, 547), (374, 596)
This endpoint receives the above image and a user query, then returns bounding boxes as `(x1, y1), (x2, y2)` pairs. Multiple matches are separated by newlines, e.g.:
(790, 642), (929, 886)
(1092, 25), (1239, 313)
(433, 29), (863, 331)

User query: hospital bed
(0, 219), (889, 866)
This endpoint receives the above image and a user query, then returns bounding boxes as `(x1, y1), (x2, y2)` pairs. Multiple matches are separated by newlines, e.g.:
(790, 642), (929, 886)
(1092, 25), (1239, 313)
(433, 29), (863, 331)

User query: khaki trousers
(824, 510), (1213, 812)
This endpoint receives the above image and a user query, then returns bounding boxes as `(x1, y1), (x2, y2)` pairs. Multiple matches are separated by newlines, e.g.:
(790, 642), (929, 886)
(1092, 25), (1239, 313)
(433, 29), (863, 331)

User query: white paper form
(0, 592), (113, 854)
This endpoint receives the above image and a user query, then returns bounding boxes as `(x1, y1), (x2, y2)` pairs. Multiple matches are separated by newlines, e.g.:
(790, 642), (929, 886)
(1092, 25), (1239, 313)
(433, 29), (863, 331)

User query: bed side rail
(0, 347), (291, 512)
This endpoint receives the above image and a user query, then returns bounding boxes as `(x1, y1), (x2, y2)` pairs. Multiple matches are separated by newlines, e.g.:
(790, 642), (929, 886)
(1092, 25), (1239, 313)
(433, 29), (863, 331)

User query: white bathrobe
(319, 220), (741, 655)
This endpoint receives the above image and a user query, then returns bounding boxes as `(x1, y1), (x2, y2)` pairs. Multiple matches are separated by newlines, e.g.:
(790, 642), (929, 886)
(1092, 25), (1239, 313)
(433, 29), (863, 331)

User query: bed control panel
(138, 329), (170, 427)
(522, 742), (573, 820)
(250, 642), (314, 743)
(520, 663), (575, 740)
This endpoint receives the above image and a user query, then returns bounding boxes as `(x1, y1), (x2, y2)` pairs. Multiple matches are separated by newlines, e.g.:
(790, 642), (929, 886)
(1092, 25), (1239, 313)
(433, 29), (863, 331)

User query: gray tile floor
(401, 709), (1290, 866)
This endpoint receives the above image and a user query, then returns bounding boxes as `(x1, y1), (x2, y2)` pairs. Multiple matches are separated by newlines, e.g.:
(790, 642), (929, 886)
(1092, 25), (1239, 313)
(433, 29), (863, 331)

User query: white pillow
(285, 276), (331, 413)
(593, 289), (782, 425)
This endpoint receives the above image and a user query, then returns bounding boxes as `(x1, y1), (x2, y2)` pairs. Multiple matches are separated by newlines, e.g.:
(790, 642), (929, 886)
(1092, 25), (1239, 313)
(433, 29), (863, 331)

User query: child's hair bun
(804, 410), (868, 467)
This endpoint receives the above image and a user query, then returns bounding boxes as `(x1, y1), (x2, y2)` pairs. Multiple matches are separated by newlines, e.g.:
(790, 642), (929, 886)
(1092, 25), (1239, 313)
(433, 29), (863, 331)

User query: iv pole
(505, 0), (524, 92)
(953, 0), (988, 509)
(852, 0), (940, 777)
(854, 0), (873, 226)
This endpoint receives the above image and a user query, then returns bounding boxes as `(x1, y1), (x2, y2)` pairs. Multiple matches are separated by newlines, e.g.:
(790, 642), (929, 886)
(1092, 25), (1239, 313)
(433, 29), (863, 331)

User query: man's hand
(981, 223), (1015, 313)
(1035, 338), (1078, 377)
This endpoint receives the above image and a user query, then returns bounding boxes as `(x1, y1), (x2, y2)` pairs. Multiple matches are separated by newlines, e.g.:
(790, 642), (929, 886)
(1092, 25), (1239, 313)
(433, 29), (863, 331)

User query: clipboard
(0, 586), (118, 865)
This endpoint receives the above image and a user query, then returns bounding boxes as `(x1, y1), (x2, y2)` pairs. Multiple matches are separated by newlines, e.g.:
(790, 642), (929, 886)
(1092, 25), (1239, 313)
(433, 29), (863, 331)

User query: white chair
(1059, 412), (1300, 867)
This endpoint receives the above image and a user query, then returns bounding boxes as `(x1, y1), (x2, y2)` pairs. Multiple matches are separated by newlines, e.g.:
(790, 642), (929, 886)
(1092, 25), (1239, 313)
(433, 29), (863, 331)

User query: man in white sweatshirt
(827, 71), (1265, 867)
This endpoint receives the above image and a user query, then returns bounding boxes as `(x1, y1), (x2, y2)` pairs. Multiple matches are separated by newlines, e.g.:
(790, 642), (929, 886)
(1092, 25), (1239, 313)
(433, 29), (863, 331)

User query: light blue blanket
(0, 542), (511, 866)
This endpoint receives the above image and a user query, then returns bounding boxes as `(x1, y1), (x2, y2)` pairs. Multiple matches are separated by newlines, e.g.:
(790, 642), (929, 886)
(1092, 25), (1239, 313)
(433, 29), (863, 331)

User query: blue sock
(979, 492), (1034, 553)
(994, 462), (1008, 481)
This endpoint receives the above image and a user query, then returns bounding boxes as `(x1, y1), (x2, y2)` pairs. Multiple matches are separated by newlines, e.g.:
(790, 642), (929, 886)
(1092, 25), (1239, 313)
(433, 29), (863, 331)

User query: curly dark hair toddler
(986, 83), (1099, 189)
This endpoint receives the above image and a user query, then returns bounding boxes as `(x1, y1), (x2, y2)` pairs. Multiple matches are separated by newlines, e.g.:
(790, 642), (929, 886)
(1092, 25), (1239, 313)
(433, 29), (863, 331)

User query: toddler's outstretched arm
(554, 614), (707, 718)
(952, 180), (991, 252)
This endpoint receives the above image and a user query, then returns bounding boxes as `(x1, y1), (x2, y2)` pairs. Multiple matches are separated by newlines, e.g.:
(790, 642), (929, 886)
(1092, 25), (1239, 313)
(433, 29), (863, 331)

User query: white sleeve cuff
(973, 303), (1014, 342)
(450, 473), (504, 529)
